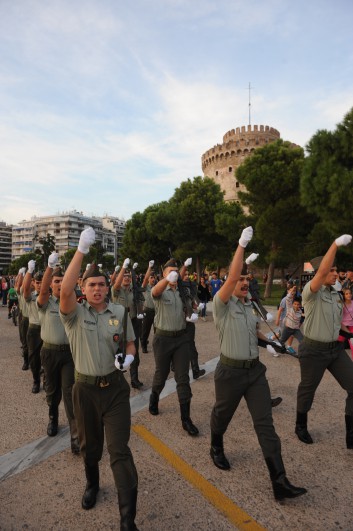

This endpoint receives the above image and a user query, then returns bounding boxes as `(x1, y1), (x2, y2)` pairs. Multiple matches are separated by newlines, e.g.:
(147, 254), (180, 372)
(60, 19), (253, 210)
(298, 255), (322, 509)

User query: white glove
(245, 253), (259, 265)
(197, 302), (205, 311)
(86, 263), (91, 271)
(137, 314), (144, 319)
(133, 262), (138, 269)
(19, 267), (26, 275)
(28, 260), (36, 274)
(184, 257), (192, 266)
(266, 344), (278, 357)
(78, 227), (95, 254)
(239, 226), (253, 248)
(48, 252), (59, 269)
(166, 271), (178, 283)
(115, 265), (120, 272)
(98, 263), (102, 269)
(149, 260), (154, 268)
(266, 312), (274, 323)
(123, 258), (130, 269)
(115, 353), (134, 371)
(335, 234), (352, 247)
(186, 313), (199, 322)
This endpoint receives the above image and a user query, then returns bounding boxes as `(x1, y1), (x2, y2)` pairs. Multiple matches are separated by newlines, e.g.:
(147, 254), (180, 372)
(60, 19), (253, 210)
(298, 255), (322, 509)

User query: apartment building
(0, 222), (13, 273)
(12, 211), (125, 263)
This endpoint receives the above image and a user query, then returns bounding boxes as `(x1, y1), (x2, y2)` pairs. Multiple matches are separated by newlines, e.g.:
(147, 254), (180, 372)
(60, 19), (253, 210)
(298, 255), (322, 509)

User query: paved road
(0, 304), (352, 530)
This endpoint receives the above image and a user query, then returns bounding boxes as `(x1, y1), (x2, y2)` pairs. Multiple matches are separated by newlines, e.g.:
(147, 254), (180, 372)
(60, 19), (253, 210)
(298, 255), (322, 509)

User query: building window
(228, 167), (232, 172)
(236, 182), (240, 188)
(216, 170), (218, 176)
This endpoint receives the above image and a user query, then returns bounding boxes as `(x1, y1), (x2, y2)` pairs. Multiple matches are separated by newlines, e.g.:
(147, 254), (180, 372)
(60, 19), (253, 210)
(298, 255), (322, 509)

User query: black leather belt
(29, 324), (40, 329)
(42, 342), (71, 351)
(155, 328), (185, 337)
(75, 369), (117, 387)
(303, 337), (339, 350)
(220, 353), (259, 368)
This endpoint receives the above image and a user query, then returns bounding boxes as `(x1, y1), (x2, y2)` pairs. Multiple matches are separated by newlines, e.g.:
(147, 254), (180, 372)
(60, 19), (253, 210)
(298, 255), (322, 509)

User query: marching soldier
(60, 227), (139, 530)
(149, 258), (199, 436)
(23, 261), (43, 393)
(112, 259), (144, 389)
(37, 252), (79, 453)
(210, 226), (307, 501)
(15, 268), (30, 371)
(140, 261), (156, 353)
(295, 233), (353, 449)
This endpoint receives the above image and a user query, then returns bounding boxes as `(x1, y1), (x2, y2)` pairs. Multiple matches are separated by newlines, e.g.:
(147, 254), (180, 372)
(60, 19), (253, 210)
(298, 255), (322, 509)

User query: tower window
(216, 170), (218, 176)
(229, 167), (232, 172)
(236, 182), (240, 188)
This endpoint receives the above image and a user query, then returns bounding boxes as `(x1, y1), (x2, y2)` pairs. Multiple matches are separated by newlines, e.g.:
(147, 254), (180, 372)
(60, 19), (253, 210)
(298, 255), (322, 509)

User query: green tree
(35, 233), (56, 268)
(237, 139), (315, 297)
(300, 107), (353, 250)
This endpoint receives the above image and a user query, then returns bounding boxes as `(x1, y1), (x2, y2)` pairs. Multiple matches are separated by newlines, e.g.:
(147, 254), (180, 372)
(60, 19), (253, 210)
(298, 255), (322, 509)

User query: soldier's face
(51, 276), (63, 298)
(82, 276), (109, 305)
(324, 267), (338, 286)
(34, 280), (42, 293)
(233, 275), (249, 299)
(123, 274), (131, 286)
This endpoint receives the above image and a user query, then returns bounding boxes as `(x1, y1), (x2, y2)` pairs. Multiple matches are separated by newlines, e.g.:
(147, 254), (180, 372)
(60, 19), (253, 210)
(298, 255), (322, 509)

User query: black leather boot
(118, 485), (139, 531)
(271, 397), (283, 408)
(265, 454), (307, 500)
(149, 391), (159, 415)
(82, 463), (100, 510)
(210, 432), (230, 470)
(345, 415), (353, 449)
(295, 411), (313, 444)
(32, 380), (40, 393)
(191, 360), (206, 379)
(47, 406), (59, 437)
(130, 366), (143, 389)
(180, 401), (199, 436)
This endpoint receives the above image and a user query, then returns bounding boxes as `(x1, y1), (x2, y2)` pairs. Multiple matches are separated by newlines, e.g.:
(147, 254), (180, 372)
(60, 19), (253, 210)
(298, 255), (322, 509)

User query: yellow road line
(133, 424), (266, 531)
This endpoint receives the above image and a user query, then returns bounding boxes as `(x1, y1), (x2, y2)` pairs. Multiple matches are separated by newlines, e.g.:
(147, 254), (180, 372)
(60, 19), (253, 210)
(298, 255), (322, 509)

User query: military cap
(164, 258), (178, 269)
(82, 262), (109, 284)
(52, 266), (64, 277)
(33, 271), (43, 281)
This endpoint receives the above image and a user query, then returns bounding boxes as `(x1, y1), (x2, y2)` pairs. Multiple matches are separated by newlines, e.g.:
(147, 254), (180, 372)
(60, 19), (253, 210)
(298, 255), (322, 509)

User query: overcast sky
(1, 0), (353, 225)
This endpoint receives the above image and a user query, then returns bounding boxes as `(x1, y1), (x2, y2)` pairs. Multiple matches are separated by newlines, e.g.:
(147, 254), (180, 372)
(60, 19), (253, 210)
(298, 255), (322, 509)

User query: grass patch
(259, 283), (285, 307)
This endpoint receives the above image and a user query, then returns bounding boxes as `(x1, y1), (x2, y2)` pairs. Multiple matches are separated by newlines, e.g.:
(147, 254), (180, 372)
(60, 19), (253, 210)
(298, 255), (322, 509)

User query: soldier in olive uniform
(140, 261), (156, 353)
(23, 262), (43, 393)
(210, 227), (307, 501)
(37, 253), (79, 454)
(112, 259), (144, 389)
(60, 227), (139, 530)
(15, 268), (30, 370)
(295, 233), (353, 449)
(149, 258), (199, 436)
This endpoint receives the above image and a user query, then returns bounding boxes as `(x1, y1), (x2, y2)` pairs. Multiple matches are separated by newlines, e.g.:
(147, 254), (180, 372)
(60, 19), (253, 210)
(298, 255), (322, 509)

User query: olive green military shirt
(26, 291), (40, 325)
(302, 281), (342, 342)
(19, 289), (29, 318)
(37, 296), (69, 345)
(143, 285), (155, 310)
(213, 292), (259, 360)
(60, 300), (135, 376)
(152, 285), (186, 332)
(112, 287), (136, 318)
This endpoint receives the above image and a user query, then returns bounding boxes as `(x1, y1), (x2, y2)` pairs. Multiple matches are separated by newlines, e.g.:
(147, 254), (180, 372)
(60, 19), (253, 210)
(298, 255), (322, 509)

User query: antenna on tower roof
(248, 82), (253, 126)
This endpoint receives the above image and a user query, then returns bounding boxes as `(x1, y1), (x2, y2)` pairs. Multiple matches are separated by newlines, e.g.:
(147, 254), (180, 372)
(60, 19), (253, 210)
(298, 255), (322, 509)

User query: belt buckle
(98, 376), (110, 388)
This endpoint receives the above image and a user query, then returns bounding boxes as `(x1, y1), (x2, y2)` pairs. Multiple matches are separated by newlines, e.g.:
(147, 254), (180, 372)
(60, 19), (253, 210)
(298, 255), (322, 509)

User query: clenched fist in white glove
(123, 258), (130, 269)
(335, 234), (352, 247)
(86, 263), (91, 271)
(166, 271), (178, 283)
(197, 302), (205, 311)
(133, 262), (138, 270)
(137, 314), (144, 320)
(78, 227), (95, 254)
(184, 257), (192, 267)
(239, 226), (253, 248)
(186, 313), (199, 323)
(246, 253), (259, 265)
(28, 260), (36, 274)
(115, 265), (120, 273)
(115, 353), (134, 371)
(19, 267), (26, 275)
(48, 252), (59, 269)
(149, 260), (154, 268)
(98, 263), (102, 269)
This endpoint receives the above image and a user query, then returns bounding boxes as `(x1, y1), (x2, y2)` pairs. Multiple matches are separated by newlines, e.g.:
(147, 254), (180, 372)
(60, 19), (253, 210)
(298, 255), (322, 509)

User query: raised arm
(22, 259), (36, 299)
(113, 258), (130, 292)
(60, 228), (95, 314)
(142, 260), (155, 288)
(217, 227), (253, 304)
(310, 235), (352, 293)
(37, 252), (59, 307)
